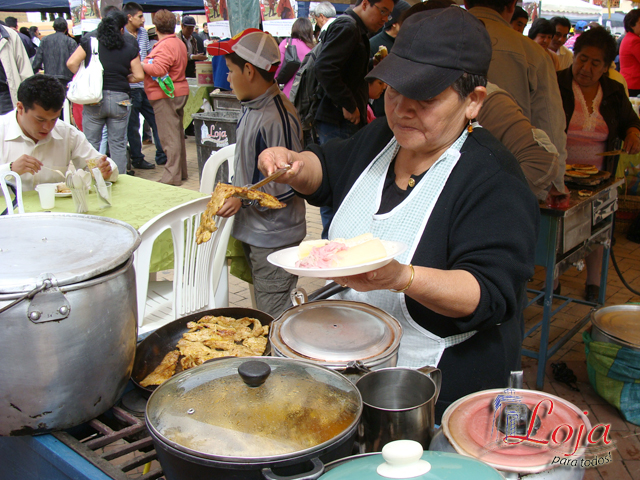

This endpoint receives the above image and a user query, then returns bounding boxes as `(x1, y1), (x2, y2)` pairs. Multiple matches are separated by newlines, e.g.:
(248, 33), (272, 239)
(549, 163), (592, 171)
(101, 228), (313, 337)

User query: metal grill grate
(52, 406), (164, 480)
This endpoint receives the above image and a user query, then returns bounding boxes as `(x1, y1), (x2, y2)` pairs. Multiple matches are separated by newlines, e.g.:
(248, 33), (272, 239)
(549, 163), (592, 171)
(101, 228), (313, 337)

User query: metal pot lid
(441, 389), (592, 474)
(272, 300), (402, 363)
(321, 441), (503, 480)
(145, 356), (362, 462)
(592, 305), (640, 347)
(0, 213), (140, 294)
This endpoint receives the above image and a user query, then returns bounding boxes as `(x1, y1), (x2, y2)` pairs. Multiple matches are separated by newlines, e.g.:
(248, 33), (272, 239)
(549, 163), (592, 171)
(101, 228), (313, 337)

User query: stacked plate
(591, 305), (640, 352)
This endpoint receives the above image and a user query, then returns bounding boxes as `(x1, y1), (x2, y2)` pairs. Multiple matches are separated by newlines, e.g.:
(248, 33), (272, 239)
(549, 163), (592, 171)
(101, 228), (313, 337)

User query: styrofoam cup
(35, 183), (56, 209)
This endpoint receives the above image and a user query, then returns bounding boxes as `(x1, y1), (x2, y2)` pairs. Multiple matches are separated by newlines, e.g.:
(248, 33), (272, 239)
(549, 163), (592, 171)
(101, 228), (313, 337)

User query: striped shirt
(127, 27), (150, 89)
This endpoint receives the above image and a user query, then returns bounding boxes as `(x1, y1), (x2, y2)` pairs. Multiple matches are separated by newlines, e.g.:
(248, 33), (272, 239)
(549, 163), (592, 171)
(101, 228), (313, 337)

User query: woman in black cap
(257, 7), (539, 421)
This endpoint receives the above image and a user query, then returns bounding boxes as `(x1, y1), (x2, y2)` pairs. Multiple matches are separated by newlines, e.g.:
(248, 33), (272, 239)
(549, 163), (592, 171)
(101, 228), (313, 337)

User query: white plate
(267, 241), (407, 278)
(55, 192), (71, 197)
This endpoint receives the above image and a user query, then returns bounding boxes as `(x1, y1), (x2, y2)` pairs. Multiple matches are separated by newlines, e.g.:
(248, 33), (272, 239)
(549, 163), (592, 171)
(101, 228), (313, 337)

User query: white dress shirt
(0, 109), (119, 190)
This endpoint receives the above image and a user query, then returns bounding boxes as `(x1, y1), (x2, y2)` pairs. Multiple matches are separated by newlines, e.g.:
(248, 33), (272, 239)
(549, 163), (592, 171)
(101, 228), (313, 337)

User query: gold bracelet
(390, 264), (415, 293)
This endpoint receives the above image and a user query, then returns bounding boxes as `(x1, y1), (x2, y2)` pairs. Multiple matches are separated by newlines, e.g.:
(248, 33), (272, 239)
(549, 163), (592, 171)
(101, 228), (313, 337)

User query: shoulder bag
(276, 38), (301, 85)
(67, 37), (104, 104)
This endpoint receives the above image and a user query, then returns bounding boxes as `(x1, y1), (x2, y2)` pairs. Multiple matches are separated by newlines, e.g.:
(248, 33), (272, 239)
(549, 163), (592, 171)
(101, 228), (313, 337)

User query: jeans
(127, 88), (166, 165)
(83, 90), (131, 174)
(316, 119), (361, 238)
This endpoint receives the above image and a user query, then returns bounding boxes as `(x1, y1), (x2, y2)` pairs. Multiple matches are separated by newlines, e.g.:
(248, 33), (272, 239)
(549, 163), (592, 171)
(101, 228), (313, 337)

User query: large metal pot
(270, 289), (402, 381)
(146, 356), (363, 480)
(0, 213), (140, 435)
(429, 388), (591, 479)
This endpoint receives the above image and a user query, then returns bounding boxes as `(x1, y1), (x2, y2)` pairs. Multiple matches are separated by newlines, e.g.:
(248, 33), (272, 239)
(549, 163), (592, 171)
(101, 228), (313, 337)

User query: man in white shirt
(311, 1), (336, 40)
(0, 75), (118, 190)
(549, 16), (573, 71)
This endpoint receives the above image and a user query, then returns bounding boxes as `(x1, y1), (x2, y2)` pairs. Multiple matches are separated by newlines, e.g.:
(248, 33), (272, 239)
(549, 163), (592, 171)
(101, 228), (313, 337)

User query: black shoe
(156, 158), (167, 166)
(585, 284), (600, 303)
(126, 170), (135, 176)
(536, 283), (561, 306)
(132, 159), (156, 170)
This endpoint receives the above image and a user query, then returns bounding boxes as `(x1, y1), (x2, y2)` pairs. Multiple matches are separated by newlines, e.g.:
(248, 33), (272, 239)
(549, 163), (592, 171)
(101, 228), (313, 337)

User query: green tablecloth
(23, 175), (207, 272)
(184, 85), (214, 130)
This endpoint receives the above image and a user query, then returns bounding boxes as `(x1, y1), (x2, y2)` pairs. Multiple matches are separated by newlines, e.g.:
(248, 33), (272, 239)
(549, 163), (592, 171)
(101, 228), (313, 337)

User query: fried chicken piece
(140, 350), (180, 387)
(243, 336), (268, 355)
(196, 183), (286, 244)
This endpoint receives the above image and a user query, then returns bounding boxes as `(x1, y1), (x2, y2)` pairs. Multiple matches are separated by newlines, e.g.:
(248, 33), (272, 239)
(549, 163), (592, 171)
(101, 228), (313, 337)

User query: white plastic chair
(1, 172), (24, 215)
(134, 196), (235, 335)
(199, 144), (236, 194)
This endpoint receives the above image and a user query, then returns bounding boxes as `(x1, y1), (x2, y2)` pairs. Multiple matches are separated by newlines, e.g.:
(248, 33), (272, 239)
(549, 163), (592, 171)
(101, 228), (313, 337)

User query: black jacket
(557, 67), (640, 173)
(314, 9), (369, 126)
(304, 119), (540, 420)
(32, 32), (78, 83)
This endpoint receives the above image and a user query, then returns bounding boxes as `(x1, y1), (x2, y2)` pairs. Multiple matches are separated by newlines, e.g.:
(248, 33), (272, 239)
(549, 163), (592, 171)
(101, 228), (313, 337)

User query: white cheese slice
(335, 239), (387, 267)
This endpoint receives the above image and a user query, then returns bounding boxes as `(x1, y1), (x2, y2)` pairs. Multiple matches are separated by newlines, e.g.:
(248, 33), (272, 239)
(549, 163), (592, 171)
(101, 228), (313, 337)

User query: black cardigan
(557, 67), (640, 173)
(303, 119), (540, 420)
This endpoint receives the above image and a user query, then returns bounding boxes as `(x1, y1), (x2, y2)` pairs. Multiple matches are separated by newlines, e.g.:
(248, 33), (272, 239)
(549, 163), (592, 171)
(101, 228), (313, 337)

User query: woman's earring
(467, 121), (474, 133)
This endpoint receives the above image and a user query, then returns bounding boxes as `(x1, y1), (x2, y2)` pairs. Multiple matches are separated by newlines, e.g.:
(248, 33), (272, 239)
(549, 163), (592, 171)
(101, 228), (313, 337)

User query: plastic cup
(35, 183), (56, 209)
(97, 182), (112, 209)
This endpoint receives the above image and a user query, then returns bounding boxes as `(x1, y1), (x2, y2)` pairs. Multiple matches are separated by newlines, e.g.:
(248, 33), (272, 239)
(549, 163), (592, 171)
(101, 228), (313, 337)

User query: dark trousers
(127, 88), (167, 165)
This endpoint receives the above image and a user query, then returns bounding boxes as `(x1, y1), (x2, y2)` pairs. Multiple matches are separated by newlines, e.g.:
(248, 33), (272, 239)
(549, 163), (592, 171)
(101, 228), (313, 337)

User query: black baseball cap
(366, 7), (491, 101)
(182, 15), (197, 27)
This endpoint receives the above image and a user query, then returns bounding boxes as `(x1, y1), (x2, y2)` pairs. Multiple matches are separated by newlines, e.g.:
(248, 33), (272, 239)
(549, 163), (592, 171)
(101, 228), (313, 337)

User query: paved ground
(135, 137), (640, 479)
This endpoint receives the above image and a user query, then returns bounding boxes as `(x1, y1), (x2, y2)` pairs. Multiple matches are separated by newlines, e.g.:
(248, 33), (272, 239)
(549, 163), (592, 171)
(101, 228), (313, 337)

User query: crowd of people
(3, 0), (640, 421)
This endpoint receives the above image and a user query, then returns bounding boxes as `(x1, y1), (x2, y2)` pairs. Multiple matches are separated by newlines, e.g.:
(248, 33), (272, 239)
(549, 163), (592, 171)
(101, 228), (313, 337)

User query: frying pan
(131, 307), (275, 396)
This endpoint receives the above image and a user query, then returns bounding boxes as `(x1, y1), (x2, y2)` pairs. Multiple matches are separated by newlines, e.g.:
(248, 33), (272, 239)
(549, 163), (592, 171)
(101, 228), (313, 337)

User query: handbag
(67, 37), (103, 105)
(276, 38), (301, 85)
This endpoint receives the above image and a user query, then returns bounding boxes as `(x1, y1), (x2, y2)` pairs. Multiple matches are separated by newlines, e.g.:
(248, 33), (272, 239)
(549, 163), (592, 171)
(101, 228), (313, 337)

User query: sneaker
(132, 159), (156, 170)
(585, 284), (600, 303)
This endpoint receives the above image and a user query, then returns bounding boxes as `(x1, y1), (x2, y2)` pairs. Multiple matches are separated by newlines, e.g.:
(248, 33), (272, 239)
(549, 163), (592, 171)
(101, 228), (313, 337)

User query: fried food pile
(140, 315), (269, 387)
(196, 182), (286, 245)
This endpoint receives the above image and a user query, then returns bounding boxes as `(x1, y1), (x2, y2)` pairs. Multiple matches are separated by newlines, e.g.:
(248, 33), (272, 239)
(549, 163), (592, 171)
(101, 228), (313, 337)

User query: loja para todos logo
(491, 390), (614, 468)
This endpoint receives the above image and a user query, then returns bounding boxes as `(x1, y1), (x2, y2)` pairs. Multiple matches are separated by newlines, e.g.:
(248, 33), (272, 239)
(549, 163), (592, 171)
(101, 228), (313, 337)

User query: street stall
(525, 179), (623, 389)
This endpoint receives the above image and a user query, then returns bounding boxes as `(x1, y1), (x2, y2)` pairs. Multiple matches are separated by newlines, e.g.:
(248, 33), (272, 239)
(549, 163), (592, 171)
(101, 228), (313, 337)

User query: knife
(248, 165), (292, 190)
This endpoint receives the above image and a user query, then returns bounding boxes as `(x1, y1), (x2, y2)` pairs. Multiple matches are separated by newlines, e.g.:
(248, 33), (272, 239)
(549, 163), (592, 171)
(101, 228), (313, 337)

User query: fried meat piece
(196, 183), (286, 244)
(140, 350), (180, 387)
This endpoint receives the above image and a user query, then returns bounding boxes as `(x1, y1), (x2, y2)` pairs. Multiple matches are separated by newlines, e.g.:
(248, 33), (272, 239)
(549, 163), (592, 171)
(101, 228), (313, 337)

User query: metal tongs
(234, 165), (292, 204)
(247, 165), (292, 190)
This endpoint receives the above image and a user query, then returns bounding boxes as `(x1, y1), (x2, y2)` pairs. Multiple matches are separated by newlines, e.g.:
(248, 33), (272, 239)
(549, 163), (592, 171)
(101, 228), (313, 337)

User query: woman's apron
(329, 127), (477, 368)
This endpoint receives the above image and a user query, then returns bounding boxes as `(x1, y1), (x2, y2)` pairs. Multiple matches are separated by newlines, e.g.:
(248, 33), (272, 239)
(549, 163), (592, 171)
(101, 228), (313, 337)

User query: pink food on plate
(295, 242), (348, 268)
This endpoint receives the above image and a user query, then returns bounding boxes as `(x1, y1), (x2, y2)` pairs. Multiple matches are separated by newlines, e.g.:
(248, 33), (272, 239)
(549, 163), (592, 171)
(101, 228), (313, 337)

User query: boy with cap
(208, 29), (306, 318)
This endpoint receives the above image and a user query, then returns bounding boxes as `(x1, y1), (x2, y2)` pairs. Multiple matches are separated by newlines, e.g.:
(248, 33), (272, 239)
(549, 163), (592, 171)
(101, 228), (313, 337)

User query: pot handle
(262, 457), (324, 480)
(418, 365), (441, 405)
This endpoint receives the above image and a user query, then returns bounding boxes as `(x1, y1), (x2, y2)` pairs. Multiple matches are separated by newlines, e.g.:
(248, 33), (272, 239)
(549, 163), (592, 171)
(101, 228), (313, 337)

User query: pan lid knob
(238, 360), (271, 387)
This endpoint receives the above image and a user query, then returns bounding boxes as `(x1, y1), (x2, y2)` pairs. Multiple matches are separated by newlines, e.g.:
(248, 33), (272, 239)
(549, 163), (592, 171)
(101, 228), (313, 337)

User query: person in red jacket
(620, 9), (640, 97)
(141, 9), (190, 185)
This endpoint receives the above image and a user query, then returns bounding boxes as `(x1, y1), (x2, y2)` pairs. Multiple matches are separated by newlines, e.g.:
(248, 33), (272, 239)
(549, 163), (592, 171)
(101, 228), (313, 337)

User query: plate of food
(54, 183), (71, 197)
(268, 233), (407, 278)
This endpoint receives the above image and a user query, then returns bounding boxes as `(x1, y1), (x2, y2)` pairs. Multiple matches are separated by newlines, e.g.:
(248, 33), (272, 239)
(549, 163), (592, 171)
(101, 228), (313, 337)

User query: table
(524, 179), (623, 389)
(23, 175), (207, 272)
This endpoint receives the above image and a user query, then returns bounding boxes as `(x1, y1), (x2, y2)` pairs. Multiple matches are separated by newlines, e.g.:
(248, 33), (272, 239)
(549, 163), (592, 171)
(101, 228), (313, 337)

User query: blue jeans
(83, 90), (131, 174)
(127, 88), (166, 165)
(316, 119), (361, 238)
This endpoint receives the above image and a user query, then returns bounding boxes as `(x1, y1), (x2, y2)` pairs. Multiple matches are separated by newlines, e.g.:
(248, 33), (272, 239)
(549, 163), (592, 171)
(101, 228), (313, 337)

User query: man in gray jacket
(32, 18), (78, 88)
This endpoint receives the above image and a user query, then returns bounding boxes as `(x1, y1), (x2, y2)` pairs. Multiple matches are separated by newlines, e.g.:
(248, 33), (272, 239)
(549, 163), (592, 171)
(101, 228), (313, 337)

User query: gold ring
(339, 282), (347, 288)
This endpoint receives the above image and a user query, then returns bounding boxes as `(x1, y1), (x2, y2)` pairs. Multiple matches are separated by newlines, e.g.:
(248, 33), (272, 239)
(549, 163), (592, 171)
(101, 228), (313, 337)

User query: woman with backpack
(275, 18), (315, 97)
(67, 10), (144, 175)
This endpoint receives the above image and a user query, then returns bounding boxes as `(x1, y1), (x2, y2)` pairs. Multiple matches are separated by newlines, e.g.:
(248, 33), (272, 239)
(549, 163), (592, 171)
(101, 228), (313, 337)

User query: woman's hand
(257, 147), (323, 195)
(217, 197), (241, 217)
(329, 260), (410, 292)
(624, 129), (640, 155)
